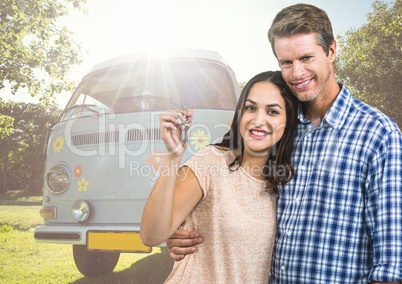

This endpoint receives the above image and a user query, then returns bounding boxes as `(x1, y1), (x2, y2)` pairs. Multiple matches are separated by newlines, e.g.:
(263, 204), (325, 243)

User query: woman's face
(240, 81), (287, 157)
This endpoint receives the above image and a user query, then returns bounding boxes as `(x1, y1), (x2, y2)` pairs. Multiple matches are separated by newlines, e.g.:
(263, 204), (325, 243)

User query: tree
(335, 0), (402, 127)
(0, 102), (14, 139)
(0, 0), (87, 104)
(0, 100), (61, 193)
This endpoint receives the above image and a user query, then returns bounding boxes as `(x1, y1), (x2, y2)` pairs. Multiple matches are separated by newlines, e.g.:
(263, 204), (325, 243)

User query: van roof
(90, 48), (231, 73)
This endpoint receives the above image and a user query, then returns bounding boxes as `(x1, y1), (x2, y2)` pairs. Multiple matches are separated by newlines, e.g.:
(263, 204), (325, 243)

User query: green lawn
(0, 191), (173, 284)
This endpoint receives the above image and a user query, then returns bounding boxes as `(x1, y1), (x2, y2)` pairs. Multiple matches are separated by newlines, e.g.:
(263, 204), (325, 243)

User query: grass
(0, 190), (173, 284)
(0, 190), (42, 203)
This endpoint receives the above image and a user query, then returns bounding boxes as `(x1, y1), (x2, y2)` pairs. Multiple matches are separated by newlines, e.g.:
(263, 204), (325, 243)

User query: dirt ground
(103, 249), (174, 284)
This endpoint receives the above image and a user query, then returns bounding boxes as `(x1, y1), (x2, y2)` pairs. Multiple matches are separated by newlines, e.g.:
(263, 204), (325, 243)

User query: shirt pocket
(310, 158), (350, 215)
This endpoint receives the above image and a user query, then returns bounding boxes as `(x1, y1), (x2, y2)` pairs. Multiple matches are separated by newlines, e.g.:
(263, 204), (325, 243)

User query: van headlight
(72, 200), (91, 223)
(46, 165), (71, 193)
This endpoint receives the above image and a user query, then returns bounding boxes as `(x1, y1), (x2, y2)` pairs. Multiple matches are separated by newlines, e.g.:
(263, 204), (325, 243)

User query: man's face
(274, 33), (336, 103)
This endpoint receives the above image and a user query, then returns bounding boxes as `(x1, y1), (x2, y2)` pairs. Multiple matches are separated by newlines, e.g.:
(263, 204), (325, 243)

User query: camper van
(34, 49), (240, 277)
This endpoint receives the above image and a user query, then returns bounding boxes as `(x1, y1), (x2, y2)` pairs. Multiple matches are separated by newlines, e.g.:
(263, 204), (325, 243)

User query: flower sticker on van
(147, 150), (167, 170)
(190, 130), (210, 151)
(78, 177), (89, 192)
(52, 136), (65, 153)
(74, 165), (83, 178)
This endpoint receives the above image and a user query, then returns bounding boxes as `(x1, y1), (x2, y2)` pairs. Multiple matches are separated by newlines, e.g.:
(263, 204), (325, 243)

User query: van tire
(73, 245), (120, 277)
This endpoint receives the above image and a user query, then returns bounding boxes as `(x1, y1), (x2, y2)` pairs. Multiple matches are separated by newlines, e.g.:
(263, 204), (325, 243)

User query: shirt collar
(297, 84), (352, 130)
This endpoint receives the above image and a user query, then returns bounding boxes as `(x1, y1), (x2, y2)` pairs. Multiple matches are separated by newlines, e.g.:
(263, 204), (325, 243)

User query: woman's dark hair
(214, 70), (298, 189)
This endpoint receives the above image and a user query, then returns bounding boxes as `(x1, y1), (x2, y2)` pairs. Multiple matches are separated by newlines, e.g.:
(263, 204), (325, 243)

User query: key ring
(176, 107), (190, 143)
(177, 109), (183, 125)
(177, 107), (190, 127)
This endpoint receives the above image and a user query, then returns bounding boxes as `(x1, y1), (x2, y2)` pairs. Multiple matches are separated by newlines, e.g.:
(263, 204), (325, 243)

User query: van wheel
(72, 245), (120, 277)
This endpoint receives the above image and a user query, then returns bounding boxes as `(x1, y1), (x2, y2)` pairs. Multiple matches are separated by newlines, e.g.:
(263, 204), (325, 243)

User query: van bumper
(34, 225), (153, 252)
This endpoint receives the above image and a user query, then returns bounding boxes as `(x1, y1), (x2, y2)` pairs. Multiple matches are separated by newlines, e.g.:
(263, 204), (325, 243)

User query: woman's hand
(159, 109), (193, 158)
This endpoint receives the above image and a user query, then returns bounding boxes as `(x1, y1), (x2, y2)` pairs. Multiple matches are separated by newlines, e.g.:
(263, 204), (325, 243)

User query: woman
(140, 71), (298, 283)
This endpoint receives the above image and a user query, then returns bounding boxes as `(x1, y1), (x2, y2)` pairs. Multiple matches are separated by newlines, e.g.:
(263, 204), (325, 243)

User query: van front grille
(126, 128), (161, 142)
(71, 128), (161, 146)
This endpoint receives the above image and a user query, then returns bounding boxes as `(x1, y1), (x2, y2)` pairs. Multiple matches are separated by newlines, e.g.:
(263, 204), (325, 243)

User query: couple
(141, 3), (402, 283)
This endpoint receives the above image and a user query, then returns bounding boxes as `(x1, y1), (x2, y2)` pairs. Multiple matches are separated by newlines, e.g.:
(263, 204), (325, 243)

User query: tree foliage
(0, 100), (61, 193)
(335, 0), (402, 127)
(0, 102), (15, 139)
(0, 0), (87, 104)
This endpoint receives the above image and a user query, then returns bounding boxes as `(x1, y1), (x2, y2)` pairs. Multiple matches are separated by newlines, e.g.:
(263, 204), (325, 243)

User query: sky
(2, 0), (395, 107)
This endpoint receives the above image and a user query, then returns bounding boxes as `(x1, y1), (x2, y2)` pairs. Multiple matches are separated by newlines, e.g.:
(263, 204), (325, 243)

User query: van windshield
(61, 58), (237, 121)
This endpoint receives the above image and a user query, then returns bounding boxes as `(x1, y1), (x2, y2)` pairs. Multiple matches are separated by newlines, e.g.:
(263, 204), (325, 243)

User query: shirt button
(307, 133), (312, 137)
(300, 165), (306, 170)
(281, 265), (286, 271)
(286, 231), (291, 236)
(294, 197), (300, 203)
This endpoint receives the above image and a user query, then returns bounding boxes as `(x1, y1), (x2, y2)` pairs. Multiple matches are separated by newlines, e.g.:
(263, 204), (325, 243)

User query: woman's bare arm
(140, 109), (203, 246)
(140, 162), (202, 246)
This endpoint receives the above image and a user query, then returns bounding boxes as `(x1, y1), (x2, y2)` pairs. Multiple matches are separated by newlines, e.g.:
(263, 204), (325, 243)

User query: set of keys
(177, 108), (190, 143)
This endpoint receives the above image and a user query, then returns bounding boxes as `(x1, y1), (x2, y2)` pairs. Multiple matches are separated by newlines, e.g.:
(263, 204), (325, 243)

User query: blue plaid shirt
(270, 86), (402, 283)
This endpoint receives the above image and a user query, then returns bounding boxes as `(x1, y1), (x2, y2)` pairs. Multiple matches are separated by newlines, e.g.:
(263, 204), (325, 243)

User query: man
(166, 3), (402, 283)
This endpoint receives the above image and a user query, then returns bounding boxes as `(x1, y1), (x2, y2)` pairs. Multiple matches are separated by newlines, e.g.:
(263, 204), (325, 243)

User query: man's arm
(367, 130), (402, 282)
(166, 229), (203, 261)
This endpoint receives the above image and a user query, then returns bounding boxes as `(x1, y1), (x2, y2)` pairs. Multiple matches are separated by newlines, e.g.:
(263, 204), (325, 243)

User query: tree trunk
(0, 158), (8, 194)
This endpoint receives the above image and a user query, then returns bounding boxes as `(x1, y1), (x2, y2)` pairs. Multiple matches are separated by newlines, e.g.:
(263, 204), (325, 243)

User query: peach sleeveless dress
(164, 146), (276, 283)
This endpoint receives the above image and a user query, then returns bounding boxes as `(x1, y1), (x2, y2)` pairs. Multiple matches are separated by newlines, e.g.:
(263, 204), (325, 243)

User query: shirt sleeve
(182, 146), (215, 201)
(367, 130), (402, 282)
